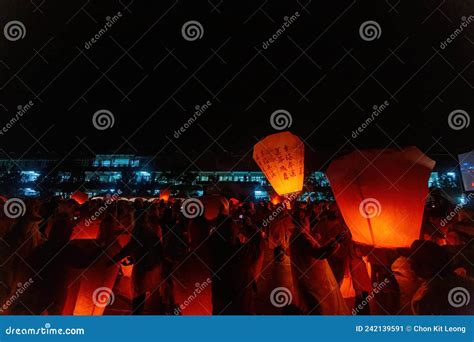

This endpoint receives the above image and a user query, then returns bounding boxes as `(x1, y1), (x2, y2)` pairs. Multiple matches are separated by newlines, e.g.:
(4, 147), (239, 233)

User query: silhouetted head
(409, 240), (451, 280)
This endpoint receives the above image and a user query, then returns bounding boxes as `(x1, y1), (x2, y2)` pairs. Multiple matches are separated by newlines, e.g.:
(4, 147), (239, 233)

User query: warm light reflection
(71, 191), (88, 205)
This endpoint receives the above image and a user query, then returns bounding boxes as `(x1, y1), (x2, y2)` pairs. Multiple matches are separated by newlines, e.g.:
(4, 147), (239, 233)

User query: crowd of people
(0, 194), (473, 315)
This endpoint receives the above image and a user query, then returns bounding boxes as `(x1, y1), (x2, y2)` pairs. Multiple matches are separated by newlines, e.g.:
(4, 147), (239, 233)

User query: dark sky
(0, 0), (473, 165)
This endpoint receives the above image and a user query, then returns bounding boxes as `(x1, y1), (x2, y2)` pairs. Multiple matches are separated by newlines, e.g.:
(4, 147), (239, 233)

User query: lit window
(446, 172), (456, 179)
(113, 158), (130, 167)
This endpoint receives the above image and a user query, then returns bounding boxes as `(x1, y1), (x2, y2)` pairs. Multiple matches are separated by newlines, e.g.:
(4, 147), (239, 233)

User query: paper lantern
(71, 191), (88, 205)
(253, 131), (304, 196)
(270, 194), (281, 205)
(229, 197), (239, 206)
(59, 240), (120, 315)
(200, 195), (229, 220)
(326, 147), (435, 248)
(339, 274), (355, 298)
(159, 189), (171, 201)
(71, 220), (99, 240)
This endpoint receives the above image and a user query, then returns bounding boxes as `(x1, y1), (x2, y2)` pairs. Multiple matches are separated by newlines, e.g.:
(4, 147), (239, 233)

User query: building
(0, 153), (466, 202)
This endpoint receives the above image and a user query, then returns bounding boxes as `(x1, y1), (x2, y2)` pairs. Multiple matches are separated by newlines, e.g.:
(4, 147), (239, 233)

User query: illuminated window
(428, 172), (440, 188)
(112, 158), (130, 167)
(21, 171), (40, 182)
(136, 171), (151, 182)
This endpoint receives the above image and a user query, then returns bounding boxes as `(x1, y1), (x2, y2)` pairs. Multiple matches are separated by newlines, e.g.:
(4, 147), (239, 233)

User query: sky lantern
(270, 194), (281, 205)
(326, 147), (435, 248)
(253, 131), (304, 196)
(71, 219), (99, 240)
(68, 243), (120, 315)
(56, 240), (121, 315)
(71, 191), (88, 205)
(159, 189), (171, 201)
(200, 195), (229, 220)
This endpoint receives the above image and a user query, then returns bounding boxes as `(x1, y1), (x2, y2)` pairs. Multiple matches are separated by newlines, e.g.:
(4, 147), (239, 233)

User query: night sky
(0, 0), (473, 166)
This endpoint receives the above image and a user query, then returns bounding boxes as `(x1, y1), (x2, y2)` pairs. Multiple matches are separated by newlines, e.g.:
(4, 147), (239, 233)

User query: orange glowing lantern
(200, 195), (229, 220)
(71, 262), (119, 315)
(70, 219), (99, 240)
(253, 131), (304, 196)
(71, 191), (88, 205)
(159, 189), (171, 202)
(229, 197), (239, 206)
(326, 147), (435, 248)
(270, 194), (281, 205)
(60, 240), (121, 315)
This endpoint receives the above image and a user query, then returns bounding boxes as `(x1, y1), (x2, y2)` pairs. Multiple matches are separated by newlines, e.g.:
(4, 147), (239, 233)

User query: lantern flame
(270, 195), (281, 205)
